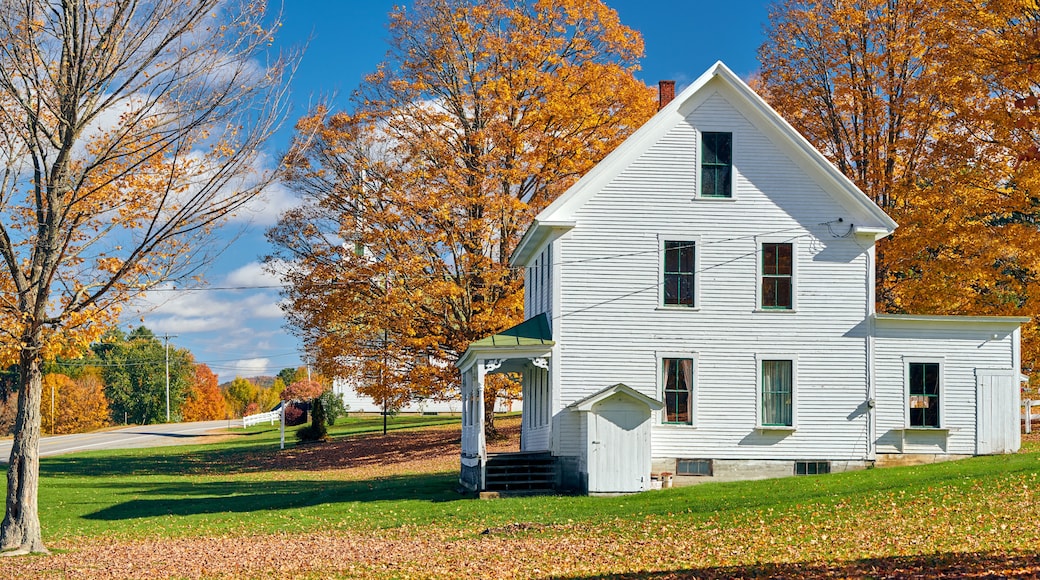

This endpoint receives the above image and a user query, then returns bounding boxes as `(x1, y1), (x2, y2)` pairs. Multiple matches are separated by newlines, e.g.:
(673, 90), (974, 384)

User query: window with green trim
(909, 362), (940, 427)
(663, 240), (695, 306)
(761, 242), (793, 309)
(663, 358), (693, 424)
(761, 359), (793, 426)
(700, 132), (732, 198)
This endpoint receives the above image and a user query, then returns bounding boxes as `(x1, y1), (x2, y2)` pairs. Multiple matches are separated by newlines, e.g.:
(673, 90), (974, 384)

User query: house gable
(512, 61), (897, 267)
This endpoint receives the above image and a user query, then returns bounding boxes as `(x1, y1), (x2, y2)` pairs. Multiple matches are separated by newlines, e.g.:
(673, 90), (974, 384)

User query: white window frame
(657, 351), (699, 427)
(755, 236), (798, 312)
(903, 357), (945, 430)
(695, 130), (737, 201)
(755, 353), (798, 430)
(658, 234), (701, 310)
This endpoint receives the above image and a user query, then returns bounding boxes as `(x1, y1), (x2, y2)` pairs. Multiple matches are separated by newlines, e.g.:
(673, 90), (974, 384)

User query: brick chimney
(658, 80), (675, 110)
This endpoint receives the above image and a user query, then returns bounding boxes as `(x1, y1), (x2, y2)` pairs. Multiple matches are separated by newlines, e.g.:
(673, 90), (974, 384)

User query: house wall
(524, 245), (553, 321)
(549, 85), (881, 466)
(521, 365), (551, 451)
(873, 319), (1019, 455)
(522, 245), (554, 451)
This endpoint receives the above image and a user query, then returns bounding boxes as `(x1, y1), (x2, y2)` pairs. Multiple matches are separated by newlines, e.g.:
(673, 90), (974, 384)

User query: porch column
(476, 358), (502, 490)
(459, 365), (481, 491)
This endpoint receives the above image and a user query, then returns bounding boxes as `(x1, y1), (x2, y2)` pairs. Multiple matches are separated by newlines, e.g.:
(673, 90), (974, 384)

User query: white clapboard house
(456, 62), (1026, 494)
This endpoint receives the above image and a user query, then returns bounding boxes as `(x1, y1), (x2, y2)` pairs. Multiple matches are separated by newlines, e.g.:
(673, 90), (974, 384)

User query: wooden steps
(484, 451), (555, 492)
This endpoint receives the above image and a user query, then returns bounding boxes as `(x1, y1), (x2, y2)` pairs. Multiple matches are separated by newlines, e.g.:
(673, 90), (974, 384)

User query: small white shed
(568, 384), (663, 494)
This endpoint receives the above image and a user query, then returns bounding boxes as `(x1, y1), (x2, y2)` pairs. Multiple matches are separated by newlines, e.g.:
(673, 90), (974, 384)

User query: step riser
(483, 454), (558, 492)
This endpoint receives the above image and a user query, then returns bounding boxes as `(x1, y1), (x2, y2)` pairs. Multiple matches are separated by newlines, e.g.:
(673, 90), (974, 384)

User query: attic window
(700, 132), (732, 198)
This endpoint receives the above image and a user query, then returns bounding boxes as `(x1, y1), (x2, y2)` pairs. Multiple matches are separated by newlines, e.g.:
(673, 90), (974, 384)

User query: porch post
(476, 358), (488, 490)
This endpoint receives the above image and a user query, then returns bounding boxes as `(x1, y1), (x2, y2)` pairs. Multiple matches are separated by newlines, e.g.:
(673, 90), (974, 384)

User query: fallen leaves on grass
(8, 417), (1040, 579)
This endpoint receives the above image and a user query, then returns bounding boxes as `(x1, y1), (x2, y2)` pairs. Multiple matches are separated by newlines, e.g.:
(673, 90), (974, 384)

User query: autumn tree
(757, 0), (1040, 377)
(223, 377), (259, 418)
(0, 0), (291, 553)
(269, 0), (655, 435)
(93, 327), (195, 425)
(41, 372), (110, 435)
(181, 364), (227, 422)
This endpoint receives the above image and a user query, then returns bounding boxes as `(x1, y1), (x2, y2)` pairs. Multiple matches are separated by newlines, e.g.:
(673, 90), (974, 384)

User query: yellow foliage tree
(0, 0), (292, 553)
(269, 0), (655, 435)
(41, 373), (110, 435)
(758, 0), (1040, 381)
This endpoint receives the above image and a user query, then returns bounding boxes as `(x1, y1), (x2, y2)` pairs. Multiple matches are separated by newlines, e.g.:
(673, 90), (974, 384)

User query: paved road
(0, 420), (234, 463)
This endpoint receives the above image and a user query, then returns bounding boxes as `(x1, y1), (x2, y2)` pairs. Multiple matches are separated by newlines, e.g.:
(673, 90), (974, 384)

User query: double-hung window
(662, 357), (693, 424)
(759, 358), (795, 428)
(700, 132), (732, 198)
(663, 240), (696, 306)
(761, 242), (793, 310)
(908, 361), (941, 428)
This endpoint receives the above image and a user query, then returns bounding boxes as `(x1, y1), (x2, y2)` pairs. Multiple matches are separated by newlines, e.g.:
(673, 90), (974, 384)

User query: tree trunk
(0, 340), (48, 554)
(483, 387), (498, 440)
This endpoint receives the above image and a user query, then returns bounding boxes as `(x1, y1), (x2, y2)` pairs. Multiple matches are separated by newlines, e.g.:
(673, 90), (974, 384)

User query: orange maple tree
(269, 0), (655, 434)
(758, 0), (1040, 381)
(181, 364), (227, 422)
(0, 0), (291, 554)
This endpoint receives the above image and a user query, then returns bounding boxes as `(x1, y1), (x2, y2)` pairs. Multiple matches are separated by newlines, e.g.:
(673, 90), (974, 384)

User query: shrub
(283, 403), (305, 426)
(319, 390), (348, 425)
(295, 398), (328, 442)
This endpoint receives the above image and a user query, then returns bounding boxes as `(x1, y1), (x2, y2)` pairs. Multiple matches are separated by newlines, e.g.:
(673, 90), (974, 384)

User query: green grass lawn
(23, 417), (1040, 544)
(4, 419), (1040, 577)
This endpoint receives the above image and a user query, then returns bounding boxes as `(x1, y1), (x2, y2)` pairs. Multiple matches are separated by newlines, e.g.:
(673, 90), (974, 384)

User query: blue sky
(130, 0), (771, 382)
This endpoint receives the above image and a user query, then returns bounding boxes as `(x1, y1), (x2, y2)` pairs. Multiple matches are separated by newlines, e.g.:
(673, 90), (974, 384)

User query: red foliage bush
(243, 402), (260, 416)
(283, 403), (306, 426)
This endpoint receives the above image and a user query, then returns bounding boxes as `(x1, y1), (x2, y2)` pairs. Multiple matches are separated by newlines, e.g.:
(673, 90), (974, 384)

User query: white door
(588, 398), (650, 493)
(976, 370), (1020, 454)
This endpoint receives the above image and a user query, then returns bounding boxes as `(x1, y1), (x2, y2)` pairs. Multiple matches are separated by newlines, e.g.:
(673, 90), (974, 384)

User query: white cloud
(224, 260), (285, 288)
(230, 357), (273, 378)
(233, 180), (302, 226)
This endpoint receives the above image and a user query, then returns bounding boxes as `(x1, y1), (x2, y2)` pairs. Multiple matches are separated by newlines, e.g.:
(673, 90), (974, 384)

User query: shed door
(976, 370), (1020, 455)
(588, 397), (650, 493)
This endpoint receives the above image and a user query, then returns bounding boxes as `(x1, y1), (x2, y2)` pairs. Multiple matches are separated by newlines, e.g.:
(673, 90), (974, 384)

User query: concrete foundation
(649, 457), (873, 487)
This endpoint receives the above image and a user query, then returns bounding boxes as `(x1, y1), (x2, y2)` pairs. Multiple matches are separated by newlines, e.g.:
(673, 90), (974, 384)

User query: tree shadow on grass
(40, 426), (469, 478)
(80, 472), (463, 521)
(558, 551), (1040, 579)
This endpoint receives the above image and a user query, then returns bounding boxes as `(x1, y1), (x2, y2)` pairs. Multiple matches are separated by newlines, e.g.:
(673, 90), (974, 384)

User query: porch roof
(455, 313), (554, 371)
(469, 313), (553, 348)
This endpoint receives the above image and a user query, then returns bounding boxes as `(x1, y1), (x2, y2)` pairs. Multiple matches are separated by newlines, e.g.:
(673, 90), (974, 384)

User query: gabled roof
(567, 383), (664, 412)
(512, 61), (898, 266)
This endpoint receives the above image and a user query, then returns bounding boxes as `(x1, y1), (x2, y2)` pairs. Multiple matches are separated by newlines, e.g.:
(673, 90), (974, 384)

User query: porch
(456, 313), (554, 492)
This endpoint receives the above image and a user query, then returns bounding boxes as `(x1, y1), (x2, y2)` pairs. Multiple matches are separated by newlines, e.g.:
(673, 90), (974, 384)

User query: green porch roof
(468, 313), (554, 348)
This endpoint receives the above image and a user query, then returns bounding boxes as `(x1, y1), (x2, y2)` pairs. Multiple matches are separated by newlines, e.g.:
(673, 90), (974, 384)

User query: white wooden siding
(549, 89), (875, 462)
(524, 245), (553, 321)
(521, 365), (551, 451)
(873, 322), (1016, 455)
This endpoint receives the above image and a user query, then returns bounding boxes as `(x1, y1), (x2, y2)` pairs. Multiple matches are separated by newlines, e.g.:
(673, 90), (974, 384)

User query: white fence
(242, 410), (280, 428)
(1025, 400), (1038, 434)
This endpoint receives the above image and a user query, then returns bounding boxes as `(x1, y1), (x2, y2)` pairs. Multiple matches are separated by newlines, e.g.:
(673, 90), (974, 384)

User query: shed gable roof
(512, 61), (897, 266)
(567, 383), (664, 412)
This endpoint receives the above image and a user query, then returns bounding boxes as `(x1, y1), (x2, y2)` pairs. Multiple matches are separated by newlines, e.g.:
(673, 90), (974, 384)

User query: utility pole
(163, 333), (178, 422)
